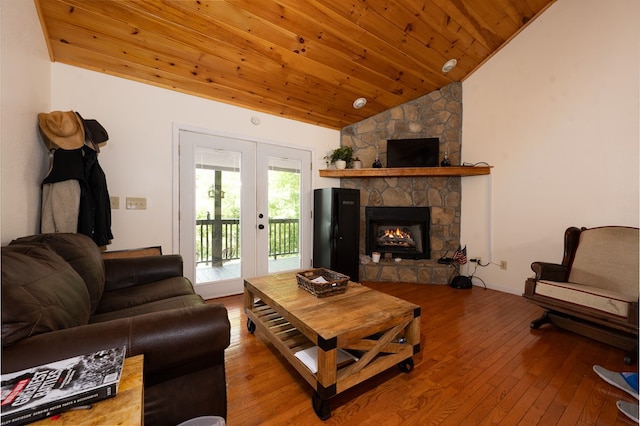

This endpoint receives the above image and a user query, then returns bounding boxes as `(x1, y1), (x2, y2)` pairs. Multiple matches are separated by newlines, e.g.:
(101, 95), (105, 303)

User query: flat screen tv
(386, 138), (439, 168)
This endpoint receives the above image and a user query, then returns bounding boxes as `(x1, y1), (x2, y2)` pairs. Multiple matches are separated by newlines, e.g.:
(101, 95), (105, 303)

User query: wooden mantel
(319, 166), (492, 178)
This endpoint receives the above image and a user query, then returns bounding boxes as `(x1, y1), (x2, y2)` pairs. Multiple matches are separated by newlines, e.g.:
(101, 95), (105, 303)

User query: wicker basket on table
(296, 268), (349, 297)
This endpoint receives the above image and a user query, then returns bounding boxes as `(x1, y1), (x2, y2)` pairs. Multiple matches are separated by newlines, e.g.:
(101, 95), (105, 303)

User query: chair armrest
(531, 261), (569, 282)
(1, 304), (230, 376)
(103, 255), (184, 291)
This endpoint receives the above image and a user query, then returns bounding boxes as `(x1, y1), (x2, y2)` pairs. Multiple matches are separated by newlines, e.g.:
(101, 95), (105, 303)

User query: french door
(177, 128), (312, 298)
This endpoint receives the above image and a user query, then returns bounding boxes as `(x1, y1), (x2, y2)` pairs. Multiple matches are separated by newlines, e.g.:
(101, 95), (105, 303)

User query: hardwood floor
(211, 282), (637, 425)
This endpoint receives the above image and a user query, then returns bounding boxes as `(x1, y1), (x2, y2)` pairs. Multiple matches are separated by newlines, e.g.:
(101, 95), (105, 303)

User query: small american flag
(453, 245), (467, 264)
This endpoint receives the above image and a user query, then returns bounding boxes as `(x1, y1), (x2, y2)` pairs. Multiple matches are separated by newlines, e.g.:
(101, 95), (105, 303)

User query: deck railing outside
(196, 214), (299, 265)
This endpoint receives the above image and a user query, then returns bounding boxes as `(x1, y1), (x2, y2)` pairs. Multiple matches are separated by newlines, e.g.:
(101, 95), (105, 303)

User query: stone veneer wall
(340, 82), (462, 284)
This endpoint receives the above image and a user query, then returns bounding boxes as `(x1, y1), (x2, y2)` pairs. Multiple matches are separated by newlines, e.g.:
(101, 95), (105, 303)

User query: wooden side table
(33, 355), (144, 425)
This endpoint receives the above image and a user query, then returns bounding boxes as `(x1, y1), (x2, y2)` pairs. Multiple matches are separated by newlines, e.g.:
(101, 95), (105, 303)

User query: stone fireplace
(338, 83), (462, 284)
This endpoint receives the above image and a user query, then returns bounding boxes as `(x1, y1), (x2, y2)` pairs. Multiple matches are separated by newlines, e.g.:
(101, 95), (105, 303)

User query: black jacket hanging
(41, 146), (113, 246)
(81, 146), (113, 246)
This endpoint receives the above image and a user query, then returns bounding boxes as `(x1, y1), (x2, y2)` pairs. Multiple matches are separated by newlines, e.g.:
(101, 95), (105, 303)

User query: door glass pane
(267, 156), (301, 273)
(195, 147), (242, 284)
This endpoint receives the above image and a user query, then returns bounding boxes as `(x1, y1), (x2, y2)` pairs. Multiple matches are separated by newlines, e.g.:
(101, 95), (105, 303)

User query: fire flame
(383, 228), (410, 239)
(378, 227), (416, 248)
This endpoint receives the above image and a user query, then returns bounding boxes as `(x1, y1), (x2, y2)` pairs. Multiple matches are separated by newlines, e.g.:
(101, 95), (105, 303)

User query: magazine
(1, 346), (126, 425)
(294, 346), (358, 374)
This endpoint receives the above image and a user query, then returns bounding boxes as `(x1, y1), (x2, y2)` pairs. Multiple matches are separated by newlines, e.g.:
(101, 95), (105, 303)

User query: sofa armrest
(2, 319), (130, 374)
(1, 304), (230, 376)
(531, 261), (569, 282)
(126, 303), (230, 375)
(103, 255), (184, 291)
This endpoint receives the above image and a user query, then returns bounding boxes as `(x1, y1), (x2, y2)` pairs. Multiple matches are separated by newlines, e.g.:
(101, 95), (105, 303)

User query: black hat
(75, 112), (109, 152)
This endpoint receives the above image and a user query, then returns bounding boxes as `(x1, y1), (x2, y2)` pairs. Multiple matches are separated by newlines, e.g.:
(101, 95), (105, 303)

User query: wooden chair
(523, 226), (639, 364)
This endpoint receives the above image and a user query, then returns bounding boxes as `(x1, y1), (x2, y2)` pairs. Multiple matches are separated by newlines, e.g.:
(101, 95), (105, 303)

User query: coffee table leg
(247, 318), (256, 333)
(398, 357), (414, 372)
(244, 283), (257, 333)
(312, 392), (331, 420)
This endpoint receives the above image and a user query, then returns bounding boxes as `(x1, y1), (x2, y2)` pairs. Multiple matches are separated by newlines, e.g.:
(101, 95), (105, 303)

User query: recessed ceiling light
(353, 97), (367, 109)
(442, 59), (457, 73)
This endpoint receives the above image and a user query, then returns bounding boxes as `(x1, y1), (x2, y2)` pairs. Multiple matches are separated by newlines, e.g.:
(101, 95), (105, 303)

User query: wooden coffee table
(244, 272), (420, 419)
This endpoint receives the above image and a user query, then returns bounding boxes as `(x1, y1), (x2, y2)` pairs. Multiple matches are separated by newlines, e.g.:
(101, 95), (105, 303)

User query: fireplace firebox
(365, 207), (430, 259)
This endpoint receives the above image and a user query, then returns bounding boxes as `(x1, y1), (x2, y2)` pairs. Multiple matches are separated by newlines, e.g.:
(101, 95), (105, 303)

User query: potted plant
(326, 146), (354, 169)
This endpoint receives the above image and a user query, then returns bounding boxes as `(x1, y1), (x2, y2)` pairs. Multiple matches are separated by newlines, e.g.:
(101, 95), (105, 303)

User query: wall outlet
(126, 197), (147, 210)
(500, 260), (507, 270)
(110, 196), (119, 209)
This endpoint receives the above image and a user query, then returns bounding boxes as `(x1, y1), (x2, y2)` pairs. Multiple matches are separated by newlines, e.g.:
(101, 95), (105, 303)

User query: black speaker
(450, 275), (472, 289)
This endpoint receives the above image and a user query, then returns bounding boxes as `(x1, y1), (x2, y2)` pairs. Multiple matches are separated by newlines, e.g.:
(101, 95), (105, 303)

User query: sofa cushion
(568, 227), (639, 297)
(89, 294), (205, 323)
(1, 245), (91, 346)
(95, 277), (197, 314)
(535, 279), (636, 317)
(11, 233), (105, 314)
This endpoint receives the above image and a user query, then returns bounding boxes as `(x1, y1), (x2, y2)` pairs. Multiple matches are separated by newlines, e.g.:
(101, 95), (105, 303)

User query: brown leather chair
(2, 233), (231, 425)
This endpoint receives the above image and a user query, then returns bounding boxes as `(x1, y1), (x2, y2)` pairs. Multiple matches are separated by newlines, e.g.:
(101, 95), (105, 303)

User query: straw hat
(38, 110), (85, 151)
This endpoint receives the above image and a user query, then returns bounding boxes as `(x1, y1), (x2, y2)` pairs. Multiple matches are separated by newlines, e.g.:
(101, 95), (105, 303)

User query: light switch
(110, 196), (120, 209)
(126, 197), (147, 210)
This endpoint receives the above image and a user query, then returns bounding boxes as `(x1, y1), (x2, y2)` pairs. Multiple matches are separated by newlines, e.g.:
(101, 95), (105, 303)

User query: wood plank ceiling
(35, 0), (555, 129)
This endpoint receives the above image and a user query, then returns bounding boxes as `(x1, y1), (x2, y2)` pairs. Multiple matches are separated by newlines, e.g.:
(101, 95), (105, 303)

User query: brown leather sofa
(1, 233), (231, 425)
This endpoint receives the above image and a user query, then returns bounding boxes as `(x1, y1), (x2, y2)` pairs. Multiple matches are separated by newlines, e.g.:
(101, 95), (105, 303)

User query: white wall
(461, 0), (639, 294)
(0, 0), (52, 243)
(50, 64), (339, 252)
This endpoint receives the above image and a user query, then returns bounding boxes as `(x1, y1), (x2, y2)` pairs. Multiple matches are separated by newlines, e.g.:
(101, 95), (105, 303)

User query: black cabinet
(313, 188), (360, 281)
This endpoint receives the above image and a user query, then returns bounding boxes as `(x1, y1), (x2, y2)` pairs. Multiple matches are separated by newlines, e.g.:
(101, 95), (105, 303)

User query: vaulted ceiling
(35, 0), (555, 129)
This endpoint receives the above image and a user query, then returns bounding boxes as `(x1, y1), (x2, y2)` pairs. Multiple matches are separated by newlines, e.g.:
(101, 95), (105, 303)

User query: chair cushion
(535, 279), (636, 317)
(568, 227), (639, 297)
(1, 245), (91, 346)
